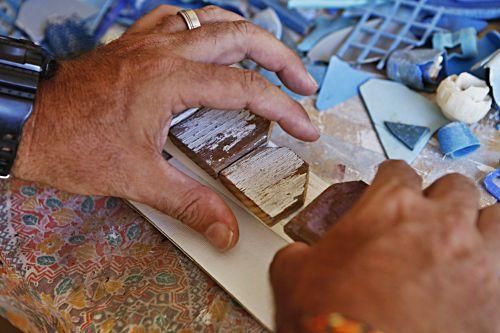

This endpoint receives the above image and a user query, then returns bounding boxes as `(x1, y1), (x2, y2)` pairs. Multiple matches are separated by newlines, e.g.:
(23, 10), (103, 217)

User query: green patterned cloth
(0, 179), (266, 332)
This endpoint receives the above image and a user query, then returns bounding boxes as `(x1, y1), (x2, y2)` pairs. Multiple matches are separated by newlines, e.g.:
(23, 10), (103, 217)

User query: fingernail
(205, 223), (234, 251)
(307, 72), (319, 91)
(311, 122), (321, 136)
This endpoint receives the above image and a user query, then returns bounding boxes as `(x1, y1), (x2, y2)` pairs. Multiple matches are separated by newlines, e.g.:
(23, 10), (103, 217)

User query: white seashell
(436, 72), (492, 124)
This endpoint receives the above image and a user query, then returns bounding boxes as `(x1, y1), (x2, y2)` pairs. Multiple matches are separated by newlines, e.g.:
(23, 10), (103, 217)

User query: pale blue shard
(248, 0), (312, 34)
(297, 16), (354, 53)
(359, 79), (449, 163)
(386, 49), (445, 91)
(432, 28), (478, 60)
(384, 122), (430, 150)
(426, 0), (500, 20)
(472, 49), (500, 108)
(316, 56), (373, 111)
(252, 7), (282, 40)
(437, 122), (481, 159)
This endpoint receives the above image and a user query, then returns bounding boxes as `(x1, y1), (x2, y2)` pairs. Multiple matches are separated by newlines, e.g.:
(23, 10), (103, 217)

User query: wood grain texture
(169, 108), (272, 178)
(284, 181), (368, 244)
(220, 147), (309, 226)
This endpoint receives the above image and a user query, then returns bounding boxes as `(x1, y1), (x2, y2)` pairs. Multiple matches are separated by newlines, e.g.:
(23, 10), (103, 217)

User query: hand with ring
(11, 5), (320, 251)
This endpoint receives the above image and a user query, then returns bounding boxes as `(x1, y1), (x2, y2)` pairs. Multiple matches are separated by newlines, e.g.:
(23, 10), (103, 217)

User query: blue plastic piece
(248, 0), (312, 35)
(426, 0), (500, 20)
(483, 169), (500, 201)
(433, 15), (488, 34)
(386, 49), (445, 91)
(316, 56), (373, 111)
(297, 16), (354, 53)
(384, 122), (430, 150)
(45, 15), (97, 58)
(432, 28), (478, 60)
(447, 31), (500, 77)
(288, 0), (389, 8)
(336, 0), (446, 70)
(437, 122), (481, 159)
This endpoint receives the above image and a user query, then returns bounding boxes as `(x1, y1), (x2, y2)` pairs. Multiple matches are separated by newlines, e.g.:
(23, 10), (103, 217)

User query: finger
(157, 5), (245, 34)
(424, 173), (480, 220)
(168, 21), (318, 96)
(368, 160), (423, 194)
(126, 4), (182, 34)
(477, 204), (500, 251)
(133, 155), (239, 251)
(270, 242), (310, 289)
(171, 62), (320, 142)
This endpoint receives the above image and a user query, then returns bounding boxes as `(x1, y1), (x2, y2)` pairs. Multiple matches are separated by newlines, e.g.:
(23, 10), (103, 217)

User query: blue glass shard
(384, 121), (430, 150)
(297, 16), (354, 53)
(248, 0), (312, 35)
(316, 56), (373, 111)
(483, 169), (500, 202)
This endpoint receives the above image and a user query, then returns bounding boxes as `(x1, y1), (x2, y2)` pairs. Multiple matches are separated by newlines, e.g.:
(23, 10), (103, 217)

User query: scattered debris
(384, 121), (430, 150)
(359, 79), (449, 163)
(252, 7), (282, 40)
(472, 49), (500, 108)
(436, 73), (492, 124)
(386, 48), (445, 91)
(437, 122), (481, 159)
(316, 56), (373, 110)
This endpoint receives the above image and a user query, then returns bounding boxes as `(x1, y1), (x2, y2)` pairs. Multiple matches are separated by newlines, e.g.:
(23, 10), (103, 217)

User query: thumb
(131, 155), (239, 251)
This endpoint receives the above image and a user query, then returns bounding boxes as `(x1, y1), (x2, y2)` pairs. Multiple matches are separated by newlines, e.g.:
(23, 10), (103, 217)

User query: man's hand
(271, 160), (500, 333)
(11, 5), (319, 251)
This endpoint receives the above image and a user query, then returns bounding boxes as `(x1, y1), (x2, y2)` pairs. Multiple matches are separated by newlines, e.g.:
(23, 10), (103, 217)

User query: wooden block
(220, 147), (309, 226)
(169, 108), (272, 178)
(284, 181), (368, 244)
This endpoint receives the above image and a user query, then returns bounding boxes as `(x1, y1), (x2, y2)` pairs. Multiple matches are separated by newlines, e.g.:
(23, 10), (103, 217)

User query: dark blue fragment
(384, 121), (430, 151)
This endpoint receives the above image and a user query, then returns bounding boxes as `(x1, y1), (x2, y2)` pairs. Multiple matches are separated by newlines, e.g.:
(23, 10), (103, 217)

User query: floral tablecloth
(0, 178), (266, 332)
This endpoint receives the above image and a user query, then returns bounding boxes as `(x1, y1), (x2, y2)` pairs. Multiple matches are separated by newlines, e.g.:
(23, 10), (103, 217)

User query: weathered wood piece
(220, 147), (309, 226)
(284, 181), (368, 244)
(169, 108), (272, 178)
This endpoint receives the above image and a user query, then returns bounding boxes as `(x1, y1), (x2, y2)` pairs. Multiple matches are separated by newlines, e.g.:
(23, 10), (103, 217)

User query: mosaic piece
(220, 147), (309, 226)
(169, 108), (271, 178)
(284, 181), (368, 245)
(384, 121), (430, 150)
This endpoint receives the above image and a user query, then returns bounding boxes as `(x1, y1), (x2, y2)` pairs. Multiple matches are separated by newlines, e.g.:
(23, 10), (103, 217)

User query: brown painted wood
(220, 147), (309, 226)
(284, 181), (368, 244)
(169, 108), (272, 178)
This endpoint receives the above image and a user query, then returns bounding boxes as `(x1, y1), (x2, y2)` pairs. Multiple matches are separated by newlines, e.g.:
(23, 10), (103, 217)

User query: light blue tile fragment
(359, 79), (449, 163)
(252, 7), (282, 40)
(297, 16), (354, 52)
(437, 122), (481, 159)
(316, 56), (373, 111)
(432, 28), (478, 60)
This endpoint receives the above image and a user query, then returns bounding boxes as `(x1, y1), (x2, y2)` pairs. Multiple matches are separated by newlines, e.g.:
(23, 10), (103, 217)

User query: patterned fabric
(0, 178), (266, 332)
(304, 313), (383, 333)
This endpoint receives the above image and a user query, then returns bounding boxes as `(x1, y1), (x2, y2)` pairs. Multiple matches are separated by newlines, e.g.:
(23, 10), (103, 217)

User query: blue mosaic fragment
(483, 169), (500, 202)
(384, 122), (430, 151)
(432, 28), (478, 60)
(437, 122), (481, 159)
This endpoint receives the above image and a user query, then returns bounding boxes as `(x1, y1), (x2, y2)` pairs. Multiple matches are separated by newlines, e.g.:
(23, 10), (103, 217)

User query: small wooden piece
(220, 147), (309, 226)
(284, 181), (368, 244)
(169, 108), (272, 178)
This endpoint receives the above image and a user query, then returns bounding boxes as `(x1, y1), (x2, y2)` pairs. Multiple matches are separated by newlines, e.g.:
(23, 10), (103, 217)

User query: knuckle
(201, 5), (220, 14)
(440, 173), (478, 192)
(381, 159), (410, 170)
(230, 20), (254, 36)
(242, 70), (267, 91)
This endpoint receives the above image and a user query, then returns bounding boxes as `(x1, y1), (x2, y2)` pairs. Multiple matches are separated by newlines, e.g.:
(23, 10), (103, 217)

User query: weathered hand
(271, 160), (500, 333)
(12, 5), (319, 251)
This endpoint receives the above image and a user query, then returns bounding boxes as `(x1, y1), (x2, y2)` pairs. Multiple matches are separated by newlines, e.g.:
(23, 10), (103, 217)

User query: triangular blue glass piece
(384, 121), (430, 151)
